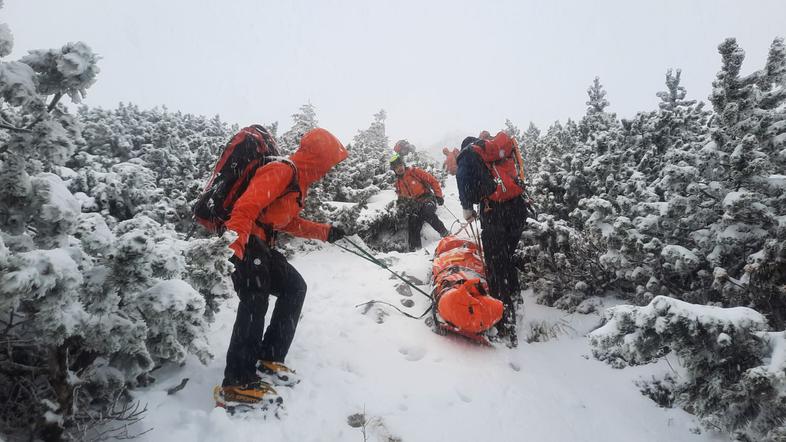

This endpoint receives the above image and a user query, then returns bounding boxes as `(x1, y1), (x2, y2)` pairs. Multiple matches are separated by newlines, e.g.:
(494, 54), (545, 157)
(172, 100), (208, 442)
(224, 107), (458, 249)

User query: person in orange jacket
(390, 153), (449, 251)
(217, 128), (348, 405)
(442, 147), (459, 175)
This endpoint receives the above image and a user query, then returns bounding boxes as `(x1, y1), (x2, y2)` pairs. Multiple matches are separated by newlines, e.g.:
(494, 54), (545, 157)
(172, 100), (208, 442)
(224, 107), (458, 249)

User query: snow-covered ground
(131, 181), (728, 442)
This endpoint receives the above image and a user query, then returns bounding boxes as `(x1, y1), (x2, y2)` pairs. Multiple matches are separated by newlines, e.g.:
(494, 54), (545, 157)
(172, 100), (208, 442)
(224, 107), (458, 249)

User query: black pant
(223, 237), (307, 386)
(480, 197), (527, 332)
(407, 198), (448, 250)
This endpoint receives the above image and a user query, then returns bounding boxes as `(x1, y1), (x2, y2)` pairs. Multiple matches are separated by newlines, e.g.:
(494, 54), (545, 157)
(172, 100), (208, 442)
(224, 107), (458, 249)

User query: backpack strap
(265, 156), (303, 208)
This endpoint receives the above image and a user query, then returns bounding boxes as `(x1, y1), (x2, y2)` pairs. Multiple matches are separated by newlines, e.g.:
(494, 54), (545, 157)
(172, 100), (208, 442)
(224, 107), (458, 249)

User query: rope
(442, 205), (473, 238)
(336, 237), (433, 301)
(354, 300), (433, 320)
(335, 238), (437, 321)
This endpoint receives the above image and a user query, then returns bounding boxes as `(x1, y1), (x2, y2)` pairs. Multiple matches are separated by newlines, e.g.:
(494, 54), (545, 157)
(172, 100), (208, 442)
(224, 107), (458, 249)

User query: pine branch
(19, 92), (64, 131)
(0, 121), (31, 133)
(47, 92), (63, 113)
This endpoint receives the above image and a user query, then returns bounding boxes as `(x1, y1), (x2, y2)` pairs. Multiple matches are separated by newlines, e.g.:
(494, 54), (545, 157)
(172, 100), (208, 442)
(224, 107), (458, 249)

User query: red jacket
(472, 132), (524, 202)
(394, 167), (443, 200)
(442, 147), (458, 175)
(226, 128), (348, 258)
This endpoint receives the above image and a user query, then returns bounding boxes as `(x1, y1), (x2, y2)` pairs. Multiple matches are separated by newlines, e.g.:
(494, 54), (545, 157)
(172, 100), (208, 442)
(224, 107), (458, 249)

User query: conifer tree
(0, 12), (232, 439)
(280, 102), (318, 154)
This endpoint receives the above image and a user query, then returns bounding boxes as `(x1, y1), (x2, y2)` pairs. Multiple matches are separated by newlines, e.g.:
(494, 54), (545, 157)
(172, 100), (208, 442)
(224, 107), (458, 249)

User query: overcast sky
(4, 0), (786, 150)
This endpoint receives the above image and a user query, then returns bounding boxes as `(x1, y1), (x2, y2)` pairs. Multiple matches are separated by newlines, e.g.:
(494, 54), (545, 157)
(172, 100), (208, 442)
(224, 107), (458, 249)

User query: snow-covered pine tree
(0, 13), (232, 440)
(279, 102), (318, 154)
(579, 77), (623, 157)
(590, 296), (786, 441)
(520, 122), (543, 177)
(72, 104), (234, 232)
(702, 38), (786, 326)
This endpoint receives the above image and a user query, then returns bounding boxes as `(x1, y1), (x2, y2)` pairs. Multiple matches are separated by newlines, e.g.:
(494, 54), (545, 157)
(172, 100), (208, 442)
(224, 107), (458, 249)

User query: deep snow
(130, 180), (728, 442)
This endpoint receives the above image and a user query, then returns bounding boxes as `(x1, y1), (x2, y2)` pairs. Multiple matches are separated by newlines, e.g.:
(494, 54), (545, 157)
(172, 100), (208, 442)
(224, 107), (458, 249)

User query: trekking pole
(468, 219), (486, 273)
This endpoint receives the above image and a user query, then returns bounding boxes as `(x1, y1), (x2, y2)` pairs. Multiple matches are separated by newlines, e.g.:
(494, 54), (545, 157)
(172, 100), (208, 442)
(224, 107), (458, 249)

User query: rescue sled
(431, 236), (503, 344)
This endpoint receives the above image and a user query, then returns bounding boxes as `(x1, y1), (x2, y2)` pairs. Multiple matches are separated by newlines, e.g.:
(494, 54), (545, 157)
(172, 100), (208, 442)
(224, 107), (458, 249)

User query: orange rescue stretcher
(431, 235), (503, 344)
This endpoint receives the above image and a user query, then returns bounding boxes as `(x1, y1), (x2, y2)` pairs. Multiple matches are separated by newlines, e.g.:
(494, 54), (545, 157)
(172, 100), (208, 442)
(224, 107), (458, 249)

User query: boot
(214, 380), (282, 411)
(256, 360), (301, 387)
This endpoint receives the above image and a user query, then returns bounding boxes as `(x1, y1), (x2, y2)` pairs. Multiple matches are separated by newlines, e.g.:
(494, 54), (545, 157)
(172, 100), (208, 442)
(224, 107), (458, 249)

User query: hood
(461, 136), (479, 149)
(290, 128), (348, 187)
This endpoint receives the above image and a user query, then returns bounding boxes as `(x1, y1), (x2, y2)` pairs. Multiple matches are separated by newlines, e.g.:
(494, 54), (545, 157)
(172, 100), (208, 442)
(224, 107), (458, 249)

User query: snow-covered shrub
(522, 38), (786, 335)
(74, 104), (234, 231)
(0, 16), (232, 440)
(589, 296), (786, 441)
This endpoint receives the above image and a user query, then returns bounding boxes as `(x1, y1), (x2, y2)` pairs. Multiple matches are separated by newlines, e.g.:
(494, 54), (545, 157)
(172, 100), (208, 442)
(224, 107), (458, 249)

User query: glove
(435, 196), (444, 206)
(327, 226), (345, 243)
(463, 208), (477, 221)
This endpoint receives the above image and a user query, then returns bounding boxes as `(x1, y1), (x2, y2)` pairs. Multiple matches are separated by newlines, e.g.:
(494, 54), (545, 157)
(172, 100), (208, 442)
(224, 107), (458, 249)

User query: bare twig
(0, 360), (47, 375)
(2, 308), (14, 337)
(166, 378), (189, 395)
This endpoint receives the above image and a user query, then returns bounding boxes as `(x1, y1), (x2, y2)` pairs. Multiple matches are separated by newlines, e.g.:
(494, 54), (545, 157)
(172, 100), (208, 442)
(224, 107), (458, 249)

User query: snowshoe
(213, 381), (283, 417)
(488, 321), (519, 348)
(256, 360), (301, 387)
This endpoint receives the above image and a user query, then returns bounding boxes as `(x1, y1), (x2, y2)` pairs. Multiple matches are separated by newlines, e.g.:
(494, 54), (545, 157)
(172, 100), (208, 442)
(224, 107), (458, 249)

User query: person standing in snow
(455, 131), (528, 347)
(218, 128), (348, 405)
(390, 153), (449, 251)
(442, 147), (459, 175)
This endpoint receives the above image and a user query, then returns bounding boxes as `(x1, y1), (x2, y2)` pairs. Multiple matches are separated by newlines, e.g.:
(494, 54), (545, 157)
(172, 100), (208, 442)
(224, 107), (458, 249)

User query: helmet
(394, 139), (412, 154)
(389, 153), (404, 169)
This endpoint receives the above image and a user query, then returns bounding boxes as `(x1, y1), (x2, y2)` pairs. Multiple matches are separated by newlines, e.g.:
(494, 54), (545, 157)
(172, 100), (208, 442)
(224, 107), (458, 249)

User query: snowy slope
(130, 181), (728, 442)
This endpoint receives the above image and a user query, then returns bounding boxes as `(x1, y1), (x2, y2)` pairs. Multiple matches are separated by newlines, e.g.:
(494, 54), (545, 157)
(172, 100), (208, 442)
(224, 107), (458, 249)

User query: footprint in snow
(455, 388), (472, 403)
(398, 345), (426, 362)
(395, 284), (413, 297)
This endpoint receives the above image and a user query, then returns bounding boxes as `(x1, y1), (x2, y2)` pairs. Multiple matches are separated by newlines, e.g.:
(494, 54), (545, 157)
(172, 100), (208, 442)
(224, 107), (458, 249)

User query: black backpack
(192, 125), (301, 234)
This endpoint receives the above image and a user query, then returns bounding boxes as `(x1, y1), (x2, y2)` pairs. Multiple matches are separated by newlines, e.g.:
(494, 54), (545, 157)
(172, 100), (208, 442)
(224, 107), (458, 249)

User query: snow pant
(480, 197), (528, 335)
(223, 236), (307, 386)
(407, 198), (449, 251)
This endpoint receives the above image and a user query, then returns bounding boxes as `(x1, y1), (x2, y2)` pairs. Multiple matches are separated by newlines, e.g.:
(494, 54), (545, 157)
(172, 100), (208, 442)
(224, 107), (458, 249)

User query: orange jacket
(394, 167), (443, 200)
(226, 128), (348, 258)
(472, 131), (524, 202)
(442, 147), (458, 175)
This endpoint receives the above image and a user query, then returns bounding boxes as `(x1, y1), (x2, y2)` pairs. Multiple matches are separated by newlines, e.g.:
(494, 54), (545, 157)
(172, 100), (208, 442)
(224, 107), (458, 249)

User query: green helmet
(389, 153), (404, 169)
